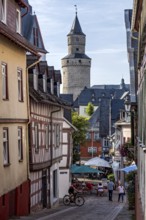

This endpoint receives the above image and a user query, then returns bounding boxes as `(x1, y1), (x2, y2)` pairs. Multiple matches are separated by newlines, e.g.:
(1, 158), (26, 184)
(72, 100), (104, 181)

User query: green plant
(107, 173), (115, 182)
(126, 172), (135, 210)
(86, 102), (94, 116)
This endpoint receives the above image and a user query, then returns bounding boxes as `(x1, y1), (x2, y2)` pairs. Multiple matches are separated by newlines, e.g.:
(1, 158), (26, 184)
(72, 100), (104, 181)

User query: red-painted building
(80, 131), (102, 161)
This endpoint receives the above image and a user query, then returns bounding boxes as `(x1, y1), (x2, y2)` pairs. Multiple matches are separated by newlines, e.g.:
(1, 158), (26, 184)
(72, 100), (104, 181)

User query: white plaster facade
(59, 118), (76, 198)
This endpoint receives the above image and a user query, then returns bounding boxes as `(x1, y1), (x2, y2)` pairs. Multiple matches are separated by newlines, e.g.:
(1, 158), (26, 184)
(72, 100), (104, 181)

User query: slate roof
(29, 86), (71, 109)
(0, 21), (38, 56)
(73, 80), (130, 137)
(88, 107), (100, 129)
(21, 0), (48, 53)
(73, 84), (129, 108)
(62, 53), (91, 60)
(60, 94), (74, 122)
(54, 70), (62, 84)
(67, 15), (85, 36)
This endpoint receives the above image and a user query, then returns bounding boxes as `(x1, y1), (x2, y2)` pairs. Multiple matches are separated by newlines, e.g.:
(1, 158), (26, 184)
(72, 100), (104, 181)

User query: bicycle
(63, 192), (85, 206)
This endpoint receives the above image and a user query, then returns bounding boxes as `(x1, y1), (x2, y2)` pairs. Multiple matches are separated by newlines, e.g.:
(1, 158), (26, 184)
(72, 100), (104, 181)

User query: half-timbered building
(28, 59), (71, 210)
(21, 0), (72, 211)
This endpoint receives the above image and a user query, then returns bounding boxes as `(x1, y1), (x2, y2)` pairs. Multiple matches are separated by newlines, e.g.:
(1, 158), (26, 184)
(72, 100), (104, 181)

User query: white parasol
(85, 157), (111, 168)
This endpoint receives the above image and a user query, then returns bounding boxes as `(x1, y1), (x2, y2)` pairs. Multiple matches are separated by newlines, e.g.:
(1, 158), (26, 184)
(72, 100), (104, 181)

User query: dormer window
(33, 27), (39, 46)
(50, 78), (54, 94)
(16, 9), (21, 34)
(33, 67), (38, 91)
(43, 73), (47, 93)
(0, 0), (7, 23)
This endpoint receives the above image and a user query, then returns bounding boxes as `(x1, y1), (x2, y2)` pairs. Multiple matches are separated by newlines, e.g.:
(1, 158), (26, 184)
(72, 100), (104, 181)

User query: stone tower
(61, 11), (91, 100)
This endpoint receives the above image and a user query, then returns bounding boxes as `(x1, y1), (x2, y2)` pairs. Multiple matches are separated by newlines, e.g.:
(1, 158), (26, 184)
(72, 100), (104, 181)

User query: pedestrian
(117, 183), (125, 202)
(97, 182), (104, 196)
(107, 179), (115, 201)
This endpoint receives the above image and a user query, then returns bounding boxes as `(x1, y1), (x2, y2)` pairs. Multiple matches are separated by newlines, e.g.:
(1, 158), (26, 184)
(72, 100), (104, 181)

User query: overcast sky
(28, 0), (133, 86)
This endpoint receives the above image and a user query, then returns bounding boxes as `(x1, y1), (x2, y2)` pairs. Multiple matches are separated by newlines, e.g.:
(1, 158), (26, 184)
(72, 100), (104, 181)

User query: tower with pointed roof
(61, 10), (91, 100)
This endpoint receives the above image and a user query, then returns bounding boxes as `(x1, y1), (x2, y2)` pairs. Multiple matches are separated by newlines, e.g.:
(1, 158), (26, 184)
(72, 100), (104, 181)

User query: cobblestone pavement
(10, 191), (135, 220)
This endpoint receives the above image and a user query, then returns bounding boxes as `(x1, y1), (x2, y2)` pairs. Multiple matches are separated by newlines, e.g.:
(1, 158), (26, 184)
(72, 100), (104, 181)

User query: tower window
(67, 60), (69, 63)
(76, 48), (79, 51)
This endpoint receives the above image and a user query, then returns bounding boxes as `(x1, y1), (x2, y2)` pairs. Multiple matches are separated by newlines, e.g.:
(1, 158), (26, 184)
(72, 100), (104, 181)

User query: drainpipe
(21, 1), (29, 17)
(26, 58), (41, 181)
(26, 58), (41, 124)
(131, 34), (138, 40)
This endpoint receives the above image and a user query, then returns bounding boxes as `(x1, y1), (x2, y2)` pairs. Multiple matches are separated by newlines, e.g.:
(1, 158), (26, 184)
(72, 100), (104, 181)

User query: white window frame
(17, 69), (23, 101)
(3, 128), (9, 165)
(34, 124), (39, 151)
(94, 132), (99, 140)
(45, 125), (49, 149)
(56, 124), (60, 147)
(0, 0), (7, 23)
(45, 124), (51, 149)
(2, 62), (8, 100)
(50, 78), (54, 94)
(16, 9), (21, 34)
(18, 127), (23, 161)
(43, 72), (47, 93)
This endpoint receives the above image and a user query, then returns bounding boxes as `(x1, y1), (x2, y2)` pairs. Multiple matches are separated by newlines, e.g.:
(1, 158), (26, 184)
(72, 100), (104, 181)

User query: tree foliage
(86, 102), (94, 116)
(72, 111), (89, 163)
(72, 111), (89, 146)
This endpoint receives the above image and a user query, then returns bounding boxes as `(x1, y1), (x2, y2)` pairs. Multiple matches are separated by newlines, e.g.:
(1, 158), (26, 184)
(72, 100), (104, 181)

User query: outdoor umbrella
(84, 157), (111, 168)
(71, 164), (103, 174)
(120, 164), (137, 173)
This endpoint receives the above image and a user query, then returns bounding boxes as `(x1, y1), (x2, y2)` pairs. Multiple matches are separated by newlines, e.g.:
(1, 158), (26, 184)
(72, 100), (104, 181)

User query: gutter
(21, 1), (29, 17)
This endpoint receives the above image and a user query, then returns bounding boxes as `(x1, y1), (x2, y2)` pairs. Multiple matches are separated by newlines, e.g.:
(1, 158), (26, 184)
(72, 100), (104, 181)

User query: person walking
(117, 183), (125, 202)
(107, 179), (115, 201)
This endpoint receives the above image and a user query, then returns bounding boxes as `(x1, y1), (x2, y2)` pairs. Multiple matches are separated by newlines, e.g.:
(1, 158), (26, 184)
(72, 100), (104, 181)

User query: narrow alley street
(10, 191), (134, 220)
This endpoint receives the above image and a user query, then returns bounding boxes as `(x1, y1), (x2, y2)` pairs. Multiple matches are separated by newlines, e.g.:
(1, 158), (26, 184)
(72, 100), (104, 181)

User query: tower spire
(74, 5), (77, 15)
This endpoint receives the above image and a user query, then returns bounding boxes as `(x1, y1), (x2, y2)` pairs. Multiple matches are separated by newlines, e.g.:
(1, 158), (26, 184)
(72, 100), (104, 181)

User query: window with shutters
(3, 128), (9, 165)
(18, 127), (23, 161)
(17, 69), (23, 101)
(2, 62), (8, 100)
(0, 0), (7, 23)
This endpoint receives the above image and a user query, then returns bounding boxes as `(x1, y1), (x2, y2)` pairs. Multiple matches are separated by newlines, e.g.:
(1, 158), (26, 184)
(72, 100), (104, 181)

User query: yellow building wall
(0, 123), (28, 195)
(0, 36), (29, 195)
(0, 36), (28, 119)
